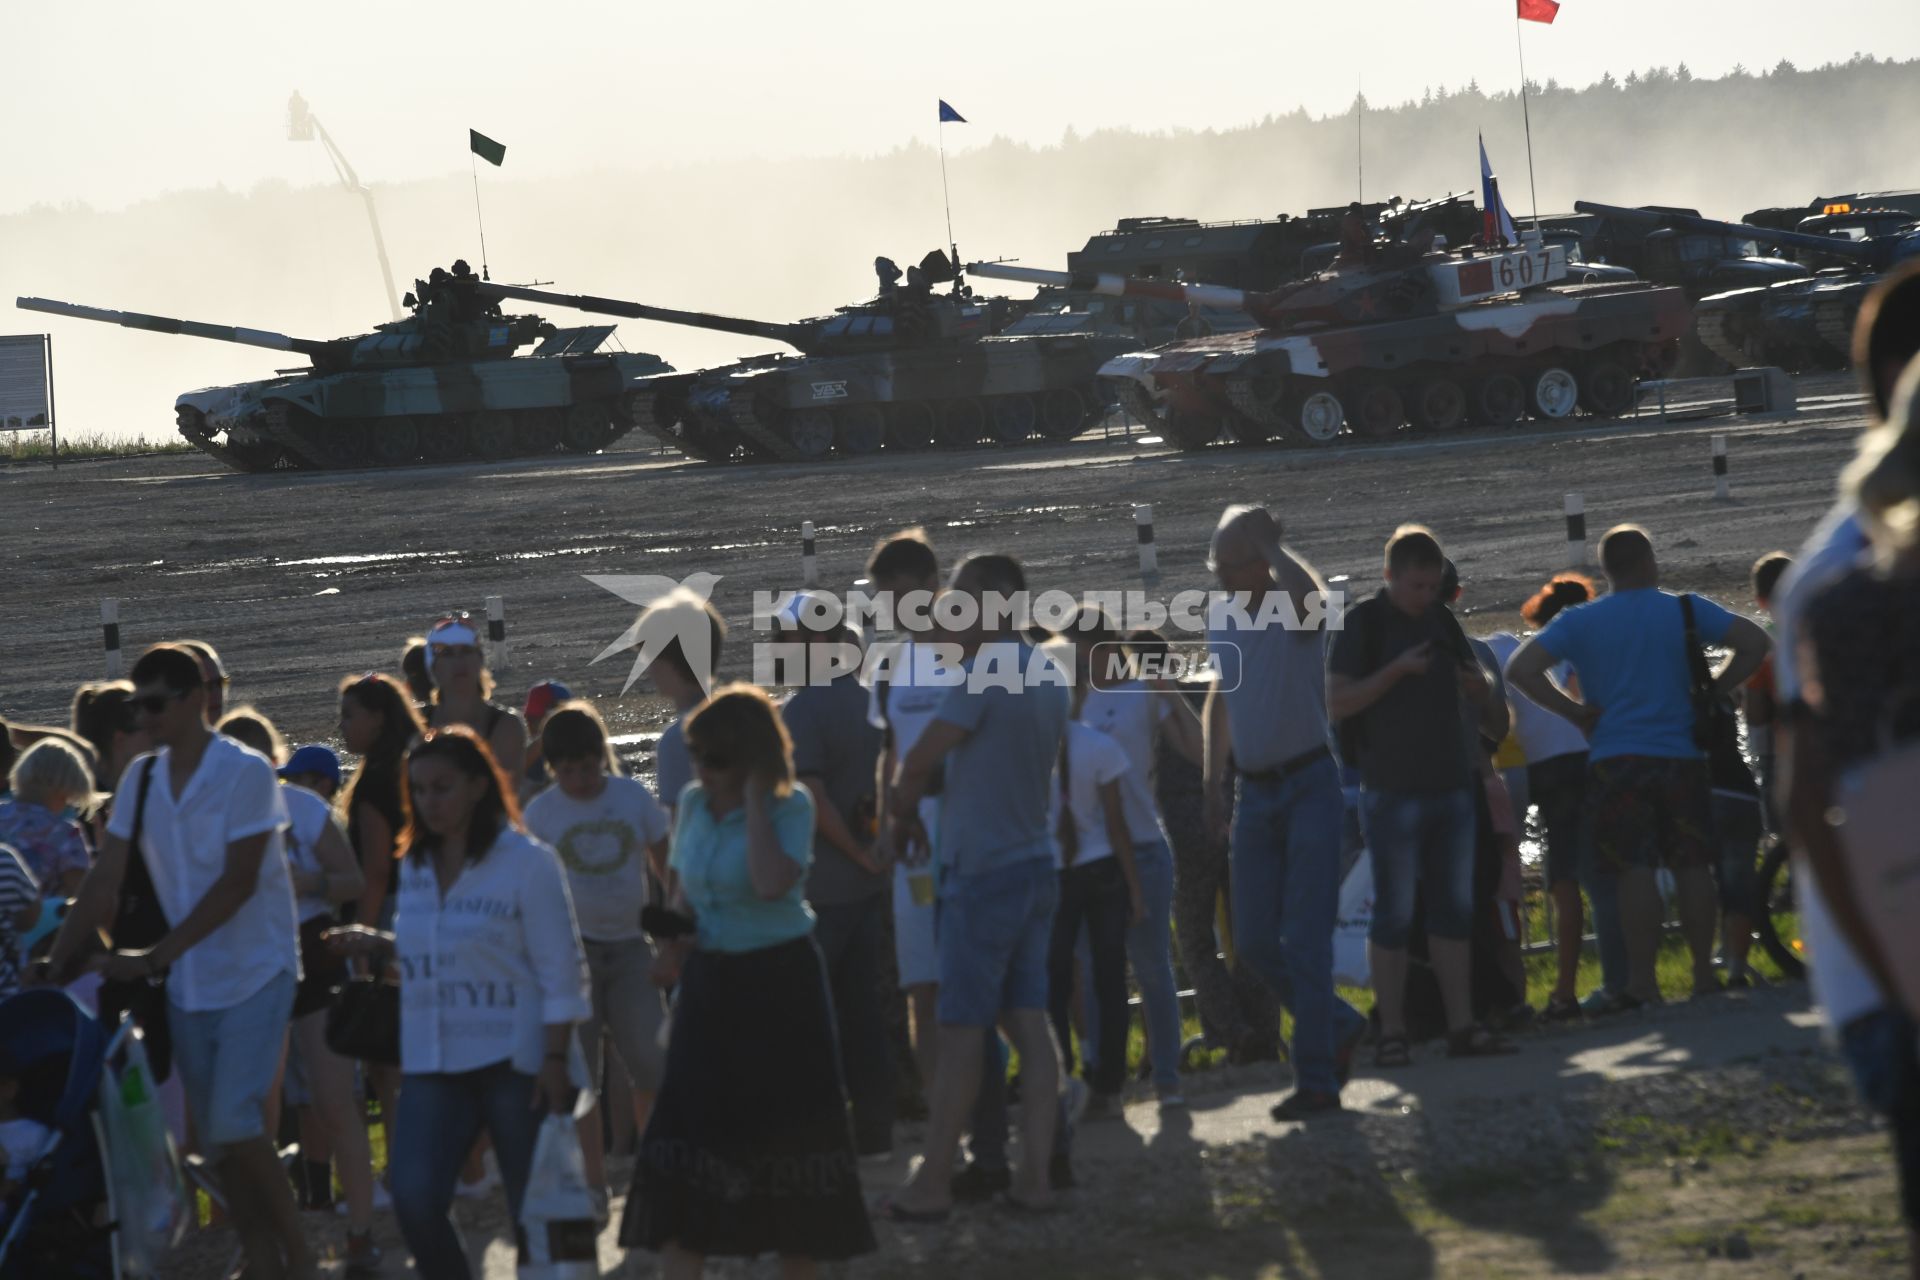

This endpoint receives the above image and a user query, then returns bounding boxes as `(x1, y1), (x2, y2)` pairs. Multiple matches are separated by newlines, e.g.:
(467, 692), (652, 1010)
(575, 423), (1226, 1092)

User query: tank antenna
(467, 128), (507, 281)
(1514, 14), (1542, 230)
(471, 154), (492, 281)
(937, 101), (967, 280)
(1356, 77), (1364, 205)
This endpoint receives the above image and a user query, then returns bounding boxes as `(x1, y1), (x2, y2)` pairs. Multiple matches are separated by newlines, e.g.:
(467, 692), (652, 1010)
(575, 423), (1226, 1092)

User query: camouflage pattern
(481, 257), (1132, 462)
(975, 234), (1691, 450)
(1578, 202), (1920, 373)
(15, 272), (672, 473)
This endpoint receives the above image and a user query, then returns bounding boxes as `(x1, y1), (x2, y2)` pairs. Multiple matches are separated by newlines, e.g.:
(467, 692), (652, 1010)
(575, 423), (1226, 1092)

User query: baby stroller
(0, 989), (183, 1280)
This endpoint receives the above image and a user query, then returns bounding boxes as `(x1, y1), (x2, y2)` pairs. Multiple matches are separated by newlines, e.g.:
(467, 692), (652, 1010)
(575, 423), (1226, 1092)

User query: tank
(970, 229), (1691, 450)
(1574, 201), (1920, 372)
(478, 252), (1132, 462)
(15, 266), (673, 472)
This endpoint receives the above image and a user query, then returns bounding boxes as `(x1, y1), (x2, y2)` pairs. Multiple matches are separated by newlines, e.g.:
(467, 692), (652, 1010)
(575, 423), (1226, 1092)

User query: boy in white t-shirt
(521, 700), (669, 1209)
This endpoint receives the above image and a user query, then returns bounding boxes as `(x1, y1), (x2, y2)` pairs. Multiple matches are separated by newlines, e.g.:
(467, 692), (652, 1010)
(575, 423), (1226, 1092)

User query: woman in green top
(620, 684), (875, 1278)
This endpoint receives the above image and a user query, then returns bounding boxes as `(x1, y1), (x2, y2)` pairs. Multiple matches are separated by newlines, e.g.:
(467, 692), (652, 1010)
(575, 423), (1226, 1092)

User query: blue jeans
(390, 1063), (544, 1280)
(1577, 820), (1630, 997)
(1363, 786), (1476, 948)
(1126, 838), (1183, 1092)
(1230, 759), (1365, 1096)
(1049, 860), (1130, 1095)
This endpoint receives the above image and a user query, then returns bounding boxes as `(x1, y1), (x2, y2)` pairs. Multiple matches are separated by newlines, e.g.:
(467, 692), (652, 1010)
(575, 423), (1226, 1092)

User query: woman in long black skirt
(622, 683), (874, 1278)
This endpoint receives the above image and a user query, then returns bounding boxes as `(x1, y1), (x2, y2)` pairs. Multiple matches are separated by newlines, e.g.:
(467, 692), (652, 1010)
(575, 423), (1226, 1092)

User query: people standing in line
(422, 613), (528, 785)
(522, 700), (670, 1219)
(1488, 574), (1614, 1018)
(1069, 610), (1201, 1108)
(325, 727), (589, 1280)
(1507, 525), (1771, 1007)
(777, 601), (894, 1160)
(1204, 505), (1368, 1114)
(216, 716), (379, 1275)
(620, 685), (875, 1276)
(1328, 524), (1514, 1064)
(884, 553), (1070, 1218)
(43, 645), (313, 1280)
(866, 530), (950, 1101)
(0, 739), (96, 898)
(636, 588), (728, 818)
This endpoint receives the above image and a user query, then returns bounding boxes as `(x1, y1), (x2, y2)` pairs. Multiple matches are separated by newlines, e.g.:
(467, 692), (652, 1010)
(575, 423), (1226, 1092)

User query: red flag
(1518, 0), (1559, 21)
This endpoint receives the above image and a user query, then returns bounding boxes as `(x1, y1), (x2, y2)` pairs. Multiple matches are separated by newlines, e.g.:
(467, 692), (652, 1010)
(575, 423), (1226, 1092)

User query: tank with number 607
(969, 227), (1692, 449)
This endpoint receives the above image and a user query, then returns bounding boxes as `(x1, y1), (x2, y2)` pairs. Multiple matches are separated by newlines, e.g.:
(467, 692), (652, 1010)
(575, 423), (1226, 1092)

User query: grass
(1, 429), (193, 462)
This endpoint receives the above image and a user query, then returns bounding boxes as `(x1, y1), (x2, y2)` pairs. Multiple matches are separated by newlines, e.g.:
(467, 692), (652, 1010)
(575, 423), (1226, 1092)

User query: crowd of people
(1, 263), (1917, 1277)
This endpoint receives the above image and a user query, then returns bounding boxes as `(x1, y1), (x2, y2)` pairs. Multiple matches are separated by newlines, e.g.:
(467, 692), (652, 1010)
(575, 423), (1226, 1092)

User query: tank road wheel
(315, 420), (372, 468)
(1528, 366), (1580, 421)
(512, 408), (561, 456)
(1163, 409), (1222, 451)
(1409, 377), (1468, 432)
(1289, 388), (1346, 444)
(1038, 387), (1086, 440)
(561, 402), (616, 453)
(936, 399), (987, 447)
(786, 408), (835, 459)
(1349, 382), (1405, 439)
(886, 402), (936, 451)
(989, 394), (1038, 444)
(418, 415), (470, 462)
(1578, 357), (1637, 418)
(838, 405), (886, 456)
(1472, 373), (1526, 427)
(465, 410), (514, 459)
(370, 416), (421, 466)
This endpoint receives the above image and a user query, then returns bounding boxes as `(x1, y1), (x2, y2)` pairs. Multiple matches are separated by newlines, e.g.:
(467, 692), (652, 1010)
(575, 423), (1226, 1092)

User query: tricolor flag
(1479, 135), (1519, 246)
(1517, 0), (1559, 23)
(469, 129), (506, 166)
(938, 100), (966, 124)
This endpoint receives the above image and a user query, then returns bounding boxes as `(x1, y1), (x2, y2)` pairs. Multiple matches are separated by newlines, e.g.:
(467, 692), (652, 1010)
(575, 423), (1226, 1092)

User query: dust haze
(7, 57), (1917, 444)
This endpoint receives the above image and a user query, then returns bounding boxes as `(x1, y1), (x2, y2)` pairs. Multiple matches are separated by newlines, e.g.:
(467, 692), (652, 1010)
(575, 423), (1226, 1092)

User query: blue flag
(938, 100), (966, 124)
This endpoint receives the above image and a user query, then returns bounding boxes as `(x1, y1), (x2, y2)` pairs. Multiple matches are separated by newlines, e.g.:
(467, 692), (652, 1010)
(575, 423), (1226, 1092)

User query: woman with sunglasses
(621, 684), (874, 1278)
(421, 614), (528, 793)
(326, 726), (588, 1280)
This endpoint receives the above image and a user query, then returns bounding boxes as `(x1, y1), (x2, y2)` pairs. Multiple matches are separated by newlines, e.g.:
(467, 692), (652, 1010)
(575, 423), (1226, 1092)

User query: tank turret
(1573, 201), (1908, 271)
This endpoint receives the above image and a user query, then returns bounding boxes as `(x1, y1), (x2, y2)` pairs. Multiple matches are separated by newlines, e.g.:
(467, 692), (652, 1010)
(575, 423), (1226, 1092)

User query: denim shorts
(936, 858), (1058, 1027)
(1363, 787), (1476, 949)
(168, 968), (296, 1151)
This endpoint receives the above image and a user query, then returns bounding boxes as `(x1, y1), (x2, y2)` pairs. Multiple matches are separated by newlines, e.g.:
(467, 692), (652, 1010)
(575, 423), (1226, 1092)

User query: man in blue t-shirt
(1508, 525), (1770, 1005)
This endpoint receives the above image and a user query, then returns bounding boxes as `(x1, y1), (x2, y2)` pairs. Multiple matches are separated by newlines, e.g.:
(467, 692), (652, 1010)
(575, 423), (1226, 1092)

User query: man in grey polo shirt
(1204, 505), (1365, 1120)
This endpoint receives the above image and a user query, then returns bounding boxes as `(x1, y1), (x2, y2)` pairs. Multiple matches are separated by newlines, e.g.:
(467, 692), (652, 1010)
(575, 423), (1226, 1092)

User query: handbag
(324, 975), (400, 1065)
(1679, 594), (1754, 793)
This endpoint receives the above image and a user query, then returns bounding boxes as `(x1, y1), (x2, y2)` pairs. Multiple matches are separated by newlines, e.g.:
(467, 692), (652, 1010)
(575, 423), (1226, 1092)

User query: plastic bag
(98, 1030), (187, 1277)
(516, 1112), (599, 1279)
(1332, 855), (1374, 989)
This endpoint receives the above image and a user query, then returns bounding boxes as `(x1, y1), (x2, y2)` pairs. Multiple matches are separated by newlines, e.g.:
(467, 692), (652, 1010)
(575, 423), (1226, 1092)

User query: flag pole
(938, 119), (958, 270)
(1356, 77), (1364, 205)
(470, 152), (492, 281)
(1514, 14), (1541, 232)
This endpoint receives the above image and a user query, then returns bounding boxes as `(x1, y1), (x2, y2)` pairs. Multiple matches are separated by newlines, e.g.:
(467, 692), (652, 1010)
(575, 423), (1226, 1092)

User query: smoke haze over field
(3, 44), (1918, 440)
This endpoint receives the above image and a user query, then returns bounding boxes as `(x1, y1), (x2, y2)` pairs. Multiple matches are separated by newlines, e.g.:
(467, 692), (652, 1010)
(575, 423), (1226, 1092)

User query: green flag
(469, 129), (506, 166)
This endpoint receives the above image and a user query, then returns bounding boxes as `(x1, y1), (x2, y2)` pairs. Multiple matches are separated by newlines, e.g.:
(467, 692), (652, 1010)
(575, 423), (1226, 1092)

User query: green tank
(16, 263), (673, 472)
(481, 252), (1130, 462)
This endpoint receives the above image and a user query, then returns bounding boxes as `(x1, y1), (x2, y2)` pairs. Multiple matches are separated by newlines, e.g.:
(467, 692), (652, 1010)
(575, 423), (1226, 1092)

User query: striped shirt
(0, 843), (39, 999)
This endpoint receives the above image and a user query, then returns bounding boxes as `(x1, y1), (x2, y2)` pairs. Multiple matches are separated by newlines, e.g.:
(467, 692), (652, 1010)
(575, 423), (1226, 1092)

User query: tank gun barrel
(477, 283), (805, 349)
(966, 262), (1247, 310)
(1572, 201), (1879, 263)
(15, 297), (330, 357)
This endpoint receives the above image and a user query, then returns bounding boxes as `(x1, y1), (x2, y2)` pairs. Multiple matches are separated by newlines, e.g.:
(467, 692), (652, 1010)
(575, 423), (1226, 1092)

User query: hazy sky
(6, 0), (1916, 215)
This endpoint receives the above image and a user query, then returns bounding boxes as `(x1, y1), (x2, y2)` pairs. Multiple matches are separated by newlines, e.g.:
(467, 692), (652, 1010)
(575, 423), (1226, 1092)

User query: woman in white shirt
(327, 727), (588, 1280)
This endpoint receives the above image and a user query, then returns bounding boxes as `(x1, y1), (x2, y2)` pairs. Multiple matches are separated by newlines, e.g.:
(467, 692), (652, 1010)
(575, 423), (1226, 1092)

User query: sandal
(1373, 1035), (1411, 1068)
(1447, 1024), (1519, 1058)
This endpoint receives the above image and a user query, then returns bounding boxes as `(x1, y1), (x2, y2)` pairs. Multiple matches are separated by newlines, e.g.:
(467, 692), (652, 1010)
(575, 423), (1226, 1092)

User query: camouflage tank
(1576, 202), (1920, 372)
(971, 229), (1690, 449)
(477, 252), (1131, 463)
(16, 263), (672, 473)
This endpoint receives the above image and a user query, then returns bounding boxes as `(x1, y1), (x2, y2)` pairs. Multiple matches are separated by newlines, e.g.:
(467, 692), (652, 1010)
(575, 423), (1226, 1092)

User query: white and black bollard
(1563, 493), (1586, 568)
(101, 598), (122, 679)
(1135, 503), (1158, 581)
(801, 521), (819, 588)
(485, 595), (508, 671)
(1712, 435), (1730, 501)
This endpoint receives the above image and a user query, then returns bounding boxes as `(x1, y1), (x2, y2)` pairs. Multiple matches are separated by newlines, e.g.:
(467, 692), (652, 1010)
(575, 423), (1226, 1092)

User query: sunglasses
(131, 689), (187, 715)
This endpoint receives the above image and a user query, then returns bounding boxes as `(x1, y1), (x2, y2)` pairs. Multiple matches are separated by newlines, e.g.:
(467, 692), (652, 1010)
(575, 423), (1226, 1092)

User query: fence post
(485, 595), (508, 671)
(101, 598), (122, 678)
(1563, 492), (1585, 568)
(801, 521), (819, 588)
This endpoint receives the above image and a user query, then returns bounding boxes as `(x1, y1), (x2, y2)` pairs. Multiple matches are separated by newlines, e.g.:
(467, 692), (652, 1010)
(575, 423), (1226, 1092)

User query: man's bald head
(1211, 505), (1283, 594)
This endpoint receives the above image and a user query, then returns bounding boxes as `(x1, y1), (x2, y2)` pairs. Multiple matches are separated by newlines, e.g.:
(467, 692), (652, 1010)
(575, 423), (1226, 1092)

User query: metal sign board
(0, 336), (50, 432)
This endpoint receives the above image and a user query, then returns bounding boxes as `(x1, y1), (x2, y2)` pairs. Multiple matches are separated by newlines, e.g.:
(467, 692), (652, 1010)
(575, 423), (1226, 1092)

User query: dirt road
(2, 375), (1867, 745)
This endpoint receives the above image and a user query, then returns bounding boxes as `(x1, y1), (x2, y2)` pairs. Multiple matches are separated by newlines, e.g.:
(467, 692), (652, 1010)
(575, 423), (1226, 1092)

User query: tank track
(1694, 311), (1752, 370)
(624, 388), (734, 463)
(1813, 299), (1858, 365)
(1113, 381), (1165, 438)
(1223, 376), (1298, 444)
(726, 383), (806, 463)
(264, 402), (338, 469)
(175, 411), (283, 473)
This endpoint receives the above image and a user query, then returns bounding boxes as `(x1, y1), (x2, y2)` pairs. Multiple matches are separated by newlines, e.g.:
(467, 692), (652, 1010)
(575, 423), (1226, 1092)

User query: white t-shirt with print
(1051, 721), (1131, 868)
(524, 776), (670, 943)
(1078, 681), (1172, 846)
